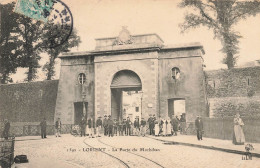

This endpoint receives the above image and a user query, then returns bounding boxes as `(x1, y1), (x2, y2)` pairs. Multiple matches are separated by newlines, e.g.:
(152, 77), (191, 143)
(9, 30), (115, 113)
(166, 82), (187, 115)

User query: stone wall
(158, 48), (207, 122)
(94, 51), (159, 119)
(206, 66), (260, 117)
(54, 56), (95, 124)
(206, 67), (260, 98)
(0, 80), (59, 123)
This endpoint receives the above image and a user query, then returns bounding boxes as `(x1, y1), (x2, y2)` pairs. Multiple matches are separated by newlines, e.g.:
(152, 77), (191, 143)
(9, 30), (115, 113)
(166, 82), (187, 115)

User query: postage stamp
(14, 0), (53, 22)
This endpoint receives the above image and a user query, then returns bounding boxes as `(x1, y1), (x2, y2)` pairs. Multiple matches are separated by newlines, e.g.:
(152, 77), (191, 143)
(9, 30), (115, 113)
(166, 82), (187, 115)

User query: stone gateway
(54, 28), (207, 126)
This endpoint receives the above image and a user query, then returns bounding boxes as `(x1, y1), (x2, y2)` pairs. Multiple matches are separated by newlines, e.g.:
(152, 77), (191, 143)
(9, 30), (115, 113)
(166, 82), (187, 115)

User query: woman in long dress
(166, 117), (172, 136)
(154, 119), (160, 136)
(233, 113), (245, 145)
(162, 119), (167, 136)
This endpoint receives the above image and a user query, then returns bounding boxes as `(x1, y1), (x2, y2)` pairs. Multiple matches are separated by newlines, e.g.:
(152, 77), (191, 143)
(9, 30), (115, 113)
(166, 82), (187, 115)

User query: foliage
(179, 0), (260, 69)
(42, 25), (81, 80)
(0, 2), (81, 83)
(0, 2), (22, 84)
(213, 99), (260, 117)
(14, 16), (45, 82)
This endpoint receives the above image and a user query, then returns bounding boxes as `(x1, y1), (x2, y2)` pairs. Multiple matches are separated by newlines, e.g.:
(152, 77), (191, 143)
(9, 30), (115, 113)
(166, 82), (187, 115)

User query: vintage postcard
(0, 0), (260, 167)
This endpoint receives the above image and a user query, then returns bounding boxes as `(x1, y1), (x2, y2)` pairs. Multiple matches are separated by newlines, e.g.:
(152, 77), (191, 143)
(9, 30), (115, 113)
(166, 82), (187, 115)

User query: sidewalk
(148, 134), (260, 158)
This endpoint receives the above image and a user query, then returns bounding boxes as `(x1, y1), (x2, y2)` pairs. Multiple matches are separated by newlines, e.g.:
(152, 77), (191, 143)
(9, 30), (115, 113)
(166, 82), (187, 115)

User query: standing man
(195, 116), (203, 140)
(113, 119), (118, 136)
(55, 118), (62, 137)
(103, 115), (108, 136)
(122, 118), (127, 136)
(180, 114), (186, 134)
(107, 115), (114, 137)
(126, 117), (132, 136)
(118, 119), (123, 136)
(88, 117), (95, 138)
(40, 118), (47, 139)
(134, 117), (140, 136)
(171, 115), (178, 136)
(140, 117), (146, 137)
(147, 114), (153, 135)
(80, 116), (87, 137)
(3, 119), (10, 140)
(96, 116), (102, 137)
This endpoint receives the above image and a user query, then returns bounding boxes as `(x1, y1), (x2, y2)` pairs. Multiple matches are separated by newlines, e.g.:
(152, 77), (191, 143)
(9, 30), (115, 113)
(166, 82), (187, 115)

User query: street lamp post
(139, 91), (143, 117)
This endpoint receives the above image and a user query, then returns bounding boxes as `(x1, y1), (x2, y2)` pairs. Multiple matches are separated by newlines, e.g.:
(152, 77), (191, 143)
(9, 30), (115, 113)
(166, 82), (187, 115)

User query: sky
(1, 0), (260, 82)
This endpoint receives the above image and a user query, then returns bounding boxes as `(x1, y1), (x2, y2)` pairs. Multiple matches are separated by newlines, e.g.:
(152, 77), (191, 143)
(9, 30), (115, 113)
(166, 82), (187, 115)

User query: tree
(0, 2), (23, 84)
(14, 16), (44, 82)
(42, 25), (80, 80)
(179, 0), (260, 69)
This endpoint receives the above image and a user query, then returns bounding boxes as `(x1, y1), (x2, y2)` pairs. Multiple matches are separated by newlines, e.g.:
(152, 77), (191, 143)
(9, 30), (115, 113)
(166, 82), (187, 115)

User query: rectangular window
(135, 107), (139, 112)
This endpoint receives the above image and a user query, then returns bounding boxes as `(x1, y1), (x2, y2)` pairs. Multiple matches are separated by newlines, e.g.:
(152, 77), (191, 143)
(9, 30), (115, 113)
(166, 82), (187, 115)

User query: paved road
(13, 135), (260, 168)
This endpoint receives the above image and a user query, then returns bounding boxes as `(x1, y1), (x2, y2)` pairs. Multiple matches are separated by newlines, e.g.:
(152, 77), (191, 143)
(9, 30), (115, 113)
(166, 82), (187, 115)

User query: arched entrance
(111, 70), (142, 121)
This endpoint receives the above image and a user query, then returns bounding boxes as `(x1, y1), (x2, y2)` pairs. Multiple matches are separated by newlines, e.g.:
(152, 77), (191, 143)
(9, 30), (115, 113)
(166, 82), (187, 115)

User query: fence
(0, 137), (15, 168)
(202, 117), (260, 143)
(0, 123), (73, 137)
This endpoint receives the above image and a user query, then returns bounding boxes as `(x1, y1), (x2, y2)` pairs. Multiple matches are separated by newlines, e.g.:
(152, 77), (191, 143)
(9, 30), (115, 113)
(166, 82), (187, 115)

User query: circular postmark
(43, 0), (73, 48)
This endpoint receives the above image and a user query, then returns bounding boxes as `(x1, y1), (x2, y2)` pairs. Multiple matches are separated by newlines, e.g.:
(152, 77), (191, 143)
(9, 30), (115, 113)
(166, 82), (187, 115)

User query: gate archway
(110, 70), (142, 121)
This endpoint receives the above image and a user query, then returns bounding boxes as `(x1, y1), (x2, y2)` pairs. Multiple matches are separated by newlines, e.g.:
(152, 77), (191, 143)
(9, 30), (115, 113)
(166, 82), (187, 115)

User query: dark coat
(40, 120), (47, 130)
(55, 121), (62, 129)
(80, 118), (87, 127)
(171, 118), (178, 131)
(195, 118), (203, 131)
(87, 119), (95, 128)
(147, 117), (154, 127)
(103, 118), (108, 127)
(96, 119), (102, 127)
(126, 119), (132, 128)
(141, 120), (146, 126)
(107, 119), (114, 128)
(134, 120), (140, 128)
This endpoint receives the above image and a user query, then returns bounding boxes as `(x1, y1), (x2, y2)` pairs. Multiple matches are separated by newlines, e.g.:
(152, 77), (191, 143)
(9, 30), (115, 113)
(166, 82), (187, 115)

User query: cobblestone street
(12, 135), (260, 168)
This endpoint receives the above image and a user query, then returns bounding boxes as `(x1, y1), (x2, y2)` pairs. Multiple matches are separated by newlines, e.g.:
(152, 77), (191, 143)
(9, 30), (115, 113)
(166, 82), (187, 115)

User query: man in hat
(103, 115), (108, 136)
(140, 117), (146, 137)
(134, 117), (140, 136)
(171, 115), (178, 136)
(113, 119), (118, 136)
(40, 118), (47, 139)
(147, 114), (154, 135)
(88, 116), (95, 138)
(195, 115), (203, 140)
(107, 115), (114, 137)
(80, 116), (87, 137)
(126, 117), (132, 136)
(96, 116), (102, 137)
(3, 119), (10, 140)
(55, 118), (62, 137)
(122, 118), (127, 136)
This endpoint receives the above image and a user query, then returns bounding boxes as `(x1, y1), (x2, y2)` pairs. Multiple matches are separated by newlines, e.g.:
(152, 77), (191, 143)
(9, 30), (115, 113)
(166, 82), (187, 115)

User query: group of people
(2, 112), (246, 146)
(76, 114), (188, 138)
(39, 117), (62, 139)
(147, 114), (187, 137)
(78, 115), (148, 137)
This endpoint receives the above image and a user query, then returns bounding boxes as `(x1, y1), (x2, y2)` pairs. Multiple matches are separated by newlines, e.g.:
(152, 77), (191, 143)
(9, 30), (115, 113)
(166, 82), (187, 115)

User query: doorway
(168, 98), (185, 119)
(74, 102), (88, 125)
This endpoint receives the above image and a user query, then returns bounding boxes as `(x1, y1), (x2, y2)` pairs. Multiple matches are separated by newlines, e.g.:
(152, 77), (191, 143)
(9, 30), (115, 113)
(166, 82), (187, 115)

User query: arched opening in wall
(110, 70), (142, 123)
